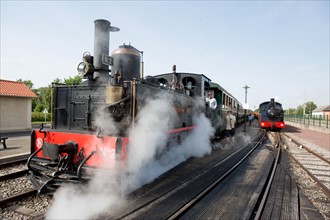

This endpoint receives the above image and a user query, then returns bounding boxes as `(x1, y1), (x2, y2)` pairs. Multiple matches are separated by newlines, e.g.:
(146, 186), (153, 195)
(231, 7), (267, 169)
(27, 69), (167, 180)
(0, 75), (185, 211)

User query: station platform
(0, 135), (31, 160)
(0, 124), (50, 160)
(283, 122), (329, 153)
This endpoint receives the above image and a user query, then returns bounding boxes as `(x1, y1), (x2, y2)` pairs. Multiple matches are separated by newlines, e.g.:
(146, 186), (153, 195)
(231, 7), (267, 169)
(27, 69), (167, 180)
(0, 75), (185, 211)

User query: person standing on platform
(248, 113), (254, 126)
(225, 110), (236, 147)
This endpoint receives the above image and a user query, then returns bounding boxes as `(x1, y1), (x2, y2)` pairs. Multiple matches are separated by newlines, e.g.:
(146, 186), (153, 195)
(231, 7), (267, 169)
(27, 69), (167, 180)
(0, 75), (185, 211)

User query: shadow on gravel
(283, 124), (301, 133)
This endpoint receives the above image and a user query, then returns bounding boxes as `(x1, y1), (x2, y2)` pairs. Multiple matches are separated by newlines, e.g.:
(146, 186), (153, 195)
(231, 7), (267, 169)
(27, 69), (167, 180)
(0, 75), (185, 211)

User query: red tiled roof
(0, 79), (37, 98)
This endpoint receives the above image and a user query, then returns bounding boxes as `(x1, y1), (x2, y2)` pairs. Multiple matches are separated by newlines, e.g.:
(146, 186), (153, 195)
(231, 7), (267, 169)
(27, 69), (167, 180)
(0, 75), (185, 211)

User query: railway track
(0, 168), (29, 181)
(102, 130), (323, 220)
(168, 131), (268, 220)
(278, 132), (330, 219)
(0, 156), (29, 182)
(0, 162), (37, 208)
(0, 158), (49, 219)
(91, 130), (267, 219)
(281, 133), (330, 198)
(0, 189), (38, 207)
(254, 132), (281, 220)
(0, 153), (30, 167)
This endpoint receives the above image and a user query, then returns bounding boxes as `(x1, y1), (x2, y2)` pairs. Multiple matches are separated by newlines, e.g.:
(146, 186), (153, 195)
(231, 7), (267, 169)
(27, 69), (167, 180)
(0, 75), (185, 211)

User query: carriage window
(223, 95), (225, 105)
(187, 81), (192, 90)
(182, 77), (196, 90)
(158, 78), (168, 87)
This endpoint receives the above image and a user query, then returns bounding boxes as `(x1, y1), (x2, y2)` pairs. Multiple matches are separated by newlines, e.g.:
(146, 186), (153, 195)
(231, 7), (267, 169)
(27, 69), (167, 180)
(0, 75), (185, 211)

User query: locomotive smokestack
(270, 98), (275, 107)
(93, 19), (119, 82)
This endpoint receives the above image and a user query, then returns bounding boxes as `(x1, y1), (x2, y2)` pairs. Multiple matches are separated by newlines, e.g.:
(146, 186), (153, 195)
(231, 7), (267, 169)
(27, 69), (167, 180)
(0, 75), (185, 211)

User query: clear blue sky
(1, 1), (329, 110)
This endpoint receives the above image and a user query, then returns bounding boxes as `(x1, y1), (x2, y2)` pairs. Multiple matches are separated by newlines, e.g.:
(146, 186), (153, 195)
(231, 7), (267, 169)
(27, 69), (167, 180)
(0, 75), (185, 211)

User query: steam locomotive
(258, 98), (285, 130)
(27, 19), (244, 193)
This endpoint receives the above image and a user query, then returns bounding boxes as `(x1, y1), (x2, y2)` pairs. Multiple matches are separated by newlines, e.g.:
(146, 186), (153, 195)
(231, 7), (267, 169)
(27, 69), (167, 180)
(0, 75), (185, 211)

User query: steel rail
(0, 189), (38, 207)
(0, 154), (29, 167)
(0, 169), (29, 181)
(254, 132), (281, 220)
(166, 130), (266, 220)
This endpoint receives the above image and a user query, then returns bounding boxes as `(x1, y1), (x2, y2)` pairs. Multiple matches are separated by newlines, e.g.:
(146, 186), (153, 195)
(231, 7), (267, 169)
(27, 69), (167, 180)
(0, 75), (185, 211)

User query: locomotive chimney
(93, 19), (119, 82)
(270, 98), (275, 107)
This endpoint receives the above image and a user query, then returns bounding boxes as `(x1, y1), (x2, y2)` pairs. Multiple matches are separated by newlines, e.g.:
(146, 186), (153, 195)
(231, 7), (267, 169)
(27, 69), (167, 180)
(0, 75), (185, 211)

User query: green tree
(305, 101), (317, 114)
(285, 108), (296, 114)
(296, 105), (304, 114)
(19, 75), (82, 113)
(33, 86), (51, 113)
(295, 102), (317, 115)
(17, 79), (37, 110)
(52, 78), (63, 85)
(17, 79), (34, 89)
(64, 75), (82, 85)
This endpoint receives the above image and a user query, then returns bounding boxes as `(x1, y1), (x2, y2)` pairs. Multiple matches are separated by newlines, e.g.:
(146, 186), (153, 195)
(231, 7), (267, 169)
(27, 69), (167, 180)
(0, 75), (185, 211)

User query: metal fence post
(308, 114), (310, 126)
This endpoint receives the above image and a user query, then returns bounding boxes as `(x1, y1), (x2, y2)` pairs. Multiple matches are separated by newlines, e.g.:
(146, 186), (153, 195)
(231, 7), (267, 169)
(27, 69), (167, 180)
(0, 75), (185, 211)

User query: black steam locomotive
(258, 98), (285, 130)
(27, 19), (243, 193)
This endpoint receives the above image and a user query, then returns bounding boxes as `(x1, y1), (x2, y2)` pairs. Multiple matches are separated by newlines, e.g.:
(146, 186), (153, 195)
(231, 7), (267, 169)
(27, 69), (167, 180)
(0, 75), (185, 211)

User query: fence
(284, 114), (329, 129)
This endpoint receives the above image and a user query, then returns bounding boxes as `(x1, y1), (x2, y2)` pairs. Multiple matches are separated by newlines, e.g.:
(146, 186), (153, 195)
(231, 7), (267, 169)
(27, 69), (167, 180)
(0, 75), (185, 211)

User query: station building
(312, 105), (330, 119)
(0, 79), (37, 132)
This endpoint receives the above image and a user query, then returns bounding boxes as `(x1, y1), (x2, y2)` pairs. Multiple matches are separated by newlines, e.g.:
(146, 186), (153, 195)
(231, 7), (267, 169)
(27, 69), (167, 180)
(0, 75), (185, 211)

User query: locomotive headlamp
(77, 52), (94, 78)
(77, 61), (89, 75)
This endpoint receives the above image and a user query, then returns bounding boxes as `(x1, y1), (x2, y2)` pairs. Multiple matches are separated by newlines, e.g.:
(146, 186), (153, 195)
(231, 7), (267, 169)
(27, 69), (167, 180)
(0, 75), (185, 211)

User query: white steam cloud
(46, 92), (215, 219)
(125, 93), (177, 174)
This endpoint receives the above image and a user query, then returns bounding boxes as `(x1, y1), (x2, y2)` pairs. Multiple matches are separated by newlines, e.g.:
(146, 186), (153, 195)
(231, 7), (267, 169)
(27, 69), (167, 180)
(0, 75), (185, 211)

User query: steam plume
(46, 92), (215, 219)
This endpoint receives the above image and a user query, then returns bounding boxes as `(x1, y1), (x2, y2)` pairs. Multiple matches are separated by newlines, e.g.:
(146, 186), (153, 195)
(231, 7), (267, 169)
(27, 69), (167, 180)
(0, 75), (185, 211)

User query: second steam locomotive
(258, 98), (285, 130)
(27, 19), (244, 193)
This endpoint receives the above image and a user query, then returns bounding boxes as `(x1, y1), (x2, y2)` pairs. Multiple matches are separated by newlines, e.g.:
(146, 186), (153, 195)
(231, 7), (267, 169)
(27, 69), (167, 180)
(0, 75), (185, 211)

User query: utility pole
(243, 85), (250, 132)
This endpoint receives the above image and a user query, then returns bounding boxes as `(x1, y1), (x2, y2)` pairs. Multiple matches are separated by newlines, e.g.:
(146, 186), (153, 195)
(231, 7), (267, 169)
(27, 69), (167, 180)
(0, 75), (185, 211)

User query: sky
(1, 0), (329, 110)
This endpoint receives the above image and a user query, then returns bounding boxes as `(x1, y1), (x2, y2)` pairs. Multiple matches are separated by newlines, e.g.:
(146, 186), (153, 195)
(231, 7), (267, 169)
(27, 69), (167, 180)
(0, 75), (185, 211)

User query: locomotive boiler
(258, 98), (285, 130)
(27, 19), (212, 193)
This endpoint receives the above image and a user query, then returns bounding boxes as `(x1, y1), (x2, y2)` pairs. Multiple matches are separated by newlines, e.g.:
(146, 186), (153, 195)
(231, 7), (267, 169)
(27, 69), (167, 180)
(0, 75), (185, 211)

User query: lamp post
(243, 85), (250, 132)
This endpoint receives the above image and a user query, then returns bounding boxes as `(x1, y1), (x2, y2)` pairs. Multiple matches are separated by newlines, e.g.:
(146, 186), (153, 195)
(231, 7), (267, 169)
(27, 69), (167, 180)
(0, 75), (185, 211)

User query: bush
(32, 112), (51, 122)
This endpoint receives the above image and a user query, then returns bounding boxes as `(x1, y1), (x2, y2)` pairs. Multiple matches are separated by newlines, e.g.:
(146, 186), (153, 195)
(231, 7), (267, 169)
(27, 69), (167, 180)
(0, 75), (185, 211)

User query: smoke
(219, 130), (252, 150)
(94, 107), (120, 136)
(180, 113), (214, 157)
(123, 112), (215, 193)
(45, 180), (124, 219)
(125, 93), (177, 174)
(235, 132), (251, 144)
(46, 92), (215, 219)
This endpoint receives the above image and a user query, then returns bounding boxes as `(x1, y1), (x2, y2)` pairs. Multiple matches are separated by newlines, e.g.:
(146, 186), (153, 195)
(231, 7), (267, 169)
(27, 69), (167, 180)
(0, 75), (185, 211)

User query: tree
(285, 108), (296, 114)
(295, 102), (317, 115)
(296, 105), (304, 114)
(33, 86), (51, 112)
(17, 79), (34, 89)
(305, 101), (317, 114)
(17, 79), (37, 110)
(64, 75), (82, 85)
(52, 78), (63, 85)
